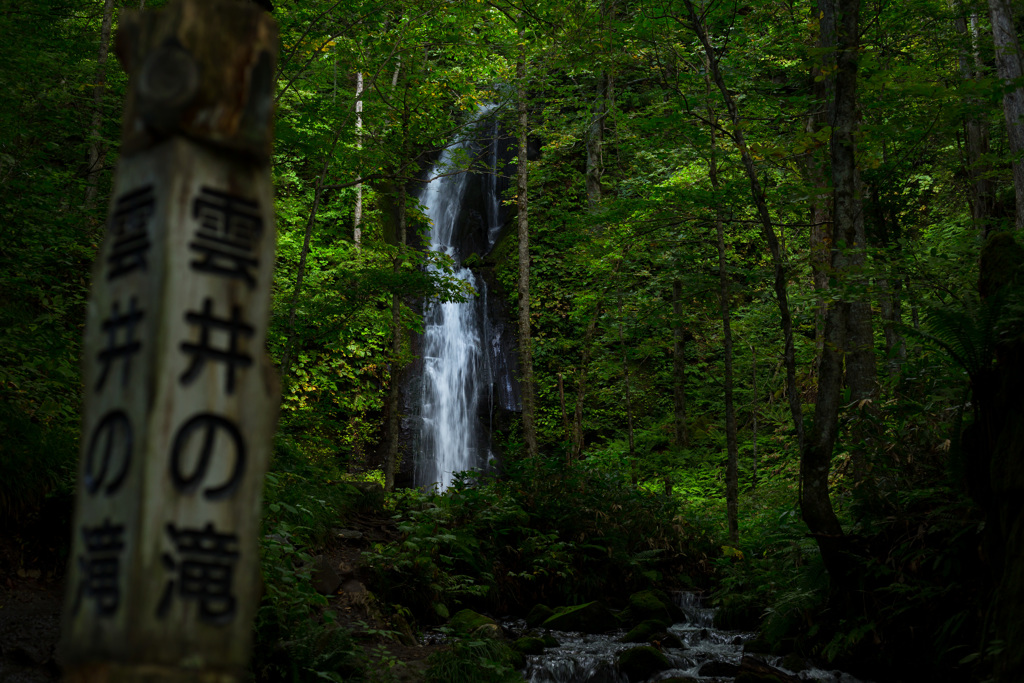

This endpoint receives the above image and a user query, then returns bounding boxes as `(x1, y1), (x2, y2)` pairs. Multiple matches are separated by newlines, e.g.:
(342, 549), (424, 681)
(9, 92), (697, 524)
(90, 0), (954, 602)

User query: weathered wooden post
(62, 1), (278, 681)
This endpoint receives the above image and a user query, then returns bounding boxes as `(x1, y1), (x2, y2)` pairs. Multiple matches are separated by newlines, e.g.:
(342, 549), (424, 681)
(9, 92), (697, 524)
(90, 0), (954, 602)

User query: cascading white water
(415, 139), (485, 491)
(412, 105), (519, 490)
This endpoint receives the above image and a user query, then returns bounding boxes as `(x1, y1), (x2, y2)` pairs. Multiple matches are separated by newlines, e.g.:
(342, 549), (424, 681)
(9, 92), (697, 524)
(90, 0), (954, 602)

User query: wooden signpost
(62, 2), (278, 681)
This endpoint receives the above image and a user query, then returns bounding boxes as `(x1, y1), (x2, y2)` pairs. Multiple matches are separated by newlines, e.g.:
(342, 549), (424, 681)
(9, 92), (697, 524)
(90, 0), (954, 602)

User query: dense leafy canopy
(3, 0), (1024, 680)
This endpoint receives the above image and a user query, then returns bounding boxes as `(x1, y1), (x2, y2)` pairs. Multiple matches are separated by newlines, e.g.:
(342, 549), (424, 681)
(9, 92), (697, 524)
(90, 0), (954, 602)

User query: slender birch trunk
(354, 71), (364, 248)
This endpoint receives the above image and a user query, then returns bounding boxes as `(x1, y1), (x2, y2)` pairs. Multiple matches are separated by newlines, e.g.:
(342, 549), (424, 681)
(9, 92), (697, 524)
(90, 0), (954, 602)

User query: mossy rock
(743, 637), (772, 655)
(617, 646), (670, 681)
(542, 601), (618, 633)
(620, 619), (671, 643)
(526, 604), (555, 628)
(541, 633), (560, 648)
(513, 636), (546, 655)
(448, 609), (498, 636)
(653, 588), (686, 622)
(780, 653), (809, 672)
(621, 590), (673, 627)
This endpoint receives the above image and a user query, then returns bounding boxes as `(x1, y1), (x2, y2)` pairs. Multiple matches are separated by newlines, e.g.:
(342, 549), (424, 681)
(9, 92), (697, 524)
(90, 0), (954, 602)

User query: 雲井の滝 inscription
(62, 2), (278, 681)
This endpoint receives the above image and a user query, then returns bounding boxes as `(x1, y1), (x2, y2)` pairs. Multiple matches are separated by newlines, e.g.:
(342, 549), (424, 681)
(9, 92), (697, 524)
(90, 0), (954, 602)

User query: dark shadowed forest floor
(0, 500), (446, 683)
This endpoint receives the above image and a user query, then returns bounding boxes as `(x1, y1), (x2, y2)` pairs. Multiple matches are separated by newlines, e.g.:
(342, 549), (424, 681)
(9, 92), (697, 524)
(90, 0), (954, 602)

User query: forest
(2, 0), (1024, 681)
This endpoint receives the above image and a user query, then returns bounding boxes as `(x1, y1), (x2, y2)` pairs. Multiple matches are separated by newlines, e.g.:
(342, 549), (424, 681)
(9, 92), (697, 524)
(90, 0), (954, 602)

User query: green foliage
(253, 437), (366, 683)
(365, 460), (714, 623)
(0, 401), (76, 523)
(0, 1), (1016, 679)
(422, 633), (521, 683)
(911, 294), (1004, 382)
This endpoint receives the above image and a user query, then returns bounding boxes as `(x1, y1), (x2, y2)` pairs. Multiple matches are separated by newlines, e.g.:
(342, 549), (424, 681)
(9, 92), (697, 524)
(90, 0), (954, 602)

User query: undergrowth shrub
(712, 473), (987, 681)
(422, 634), (521, 683)
(0, 401), (76, 524)
(252, 434), (366, 682)
(365, 456), (715, 625)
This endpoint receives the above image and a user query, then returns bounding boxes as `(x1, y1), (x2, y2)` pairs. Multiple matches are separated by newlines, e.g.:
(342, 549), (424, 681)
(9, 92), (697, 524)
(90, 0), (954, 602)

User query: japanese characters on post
(62, 1), (279, 681)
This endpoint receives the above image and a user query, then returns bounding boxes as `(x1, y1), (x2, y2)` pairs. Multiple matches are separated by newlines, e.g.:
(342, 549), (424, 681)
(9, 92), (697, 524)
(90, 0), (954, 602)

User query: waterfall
(412, 106), (519, 491)
(415, 144), (479, 490)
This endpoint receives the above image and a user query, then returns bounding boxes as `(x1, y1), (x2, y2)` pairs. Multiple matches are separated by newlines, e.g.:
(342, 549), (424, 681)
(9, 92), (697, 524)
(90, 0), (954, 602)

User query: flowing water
(414, 107), (516, 490)
(514, 593), (871, 683)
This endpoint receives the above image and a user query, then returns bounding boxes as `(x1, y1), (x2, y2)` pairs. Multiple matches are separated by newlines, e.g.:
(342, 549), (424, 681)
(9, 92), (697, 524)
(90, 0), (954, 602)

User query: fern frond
(906, 293), (1006, 380)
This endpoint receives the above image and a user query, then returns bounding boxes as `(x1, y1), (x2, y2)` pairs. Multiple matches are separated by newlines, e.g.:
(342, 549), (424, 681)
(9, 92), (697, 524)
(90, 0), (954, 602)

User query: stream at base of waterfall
(460, 593), (870, 683)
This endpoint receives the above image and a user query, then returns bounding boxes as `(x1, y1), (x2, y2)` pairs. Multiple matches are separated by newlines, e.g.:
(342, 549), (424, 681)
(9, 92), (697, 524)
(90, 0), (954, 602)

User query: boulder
(780, 653), (809, 673)
(543, 601), (618, 633)
(526, 604), (555, 627)
(474, 623), (504, 639)
(513, 636), (546, 655)
(735, 655), (803, 683)
(743, 636), (773, 655)
(616, 646), (671, 681)
(448, 609), (500, 637)
(620, 619), (671, 643)
(541, 633), (560, 648)
(621, 590), (673, 627)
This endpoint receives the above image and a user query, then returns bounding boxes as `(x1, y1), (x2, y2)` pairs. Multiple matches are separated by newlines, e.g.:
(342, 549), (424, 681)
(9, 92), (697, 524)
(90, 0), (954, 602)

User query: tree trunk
(280, 134), (338, 387)
(715, 208), (740, 544)
(83, 0), (116, 210)
(988, 0), (1024, 230)
(616, 287), (637, 486)
(751, 344), (759, 488)
(836, 2), (876, 402)
(384, 80), (411, 492)
(807, 0), (832, 365)
(516, 26), (539, 460)
(802, 0), (857, 585)
(572, 304), (602, 461)
(671, 278), (689, 448)
(845, 303), (876, 400)
(558, 372), (571, 462)
(684, 0), (805, 453)
(952, 3), (996, 235)
(354, 71), (364, 248)
(384, 186), (406, 492)
(586, 72), (606, 210)
(707, 108), (740, 544)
